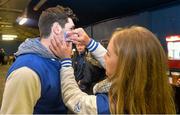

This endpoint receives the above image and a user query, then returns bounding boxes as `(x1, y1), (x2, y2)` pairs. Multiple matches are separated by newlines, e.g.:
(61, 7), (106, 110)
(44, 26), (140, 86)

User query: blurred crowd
(0, 48), (15, 65)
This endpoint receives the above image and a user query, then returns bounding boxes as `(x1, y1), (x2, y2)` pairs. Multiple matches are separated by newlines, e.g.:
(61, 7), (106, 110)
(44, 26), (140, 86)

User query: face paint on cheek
(64, 32), (69, 41)
(63, 30), (72, 42)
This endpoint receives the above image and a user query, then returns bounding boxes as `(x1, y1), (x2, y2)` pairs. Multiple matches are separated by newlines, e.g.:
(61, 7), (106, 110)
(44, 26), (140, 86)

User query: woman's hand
(49, 35), (72, 59)
(70, 28), (91, 46)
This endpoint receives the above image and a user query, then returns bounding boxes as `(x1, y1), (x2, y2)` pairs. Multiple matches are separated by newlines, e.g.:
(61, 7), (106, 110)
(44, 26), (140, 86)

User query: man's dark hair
(38, 5), (77, 38)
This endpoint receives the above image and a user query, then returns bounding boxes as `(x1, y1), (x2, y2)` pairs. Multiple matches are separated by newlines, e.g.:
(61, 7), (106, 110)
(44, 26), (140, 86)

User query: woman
(50, 26), (176, 114)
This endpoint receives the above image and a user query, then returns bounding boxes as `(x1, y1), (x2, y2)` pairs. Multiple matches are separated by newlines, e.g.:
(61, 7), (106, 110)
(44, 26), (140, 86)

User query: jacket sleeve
(86, 39), (107, 68)
(60, 65), (98, 114)
(0, 67), (41, 114)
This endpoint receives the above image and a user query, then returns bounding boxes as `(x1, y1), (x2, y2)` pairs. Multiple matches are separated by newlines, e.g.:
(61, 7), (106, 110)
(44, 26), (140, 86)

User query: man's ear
(52, 22), (62, 35)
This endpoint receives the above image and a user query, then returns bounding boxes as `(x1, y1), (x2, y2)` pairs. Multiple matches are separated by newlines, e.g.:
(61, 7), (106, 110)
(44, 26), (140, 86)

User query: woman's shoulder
(96, 93), (110, 114)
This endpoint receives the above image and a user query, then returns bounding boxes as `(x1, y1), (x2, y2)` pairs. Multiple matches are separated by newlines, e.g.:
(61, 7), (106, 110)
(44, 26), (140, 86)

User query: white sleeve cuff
(87, 39), (99, 52)
(61, 58), (72, 67)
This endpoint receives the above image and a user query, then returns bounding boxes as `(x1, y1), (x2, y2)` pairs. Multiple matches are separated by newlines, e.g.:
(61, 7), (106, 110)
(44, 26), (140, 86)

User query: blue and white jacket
(0, 38), (67, 114)
(60, 39), (111, 114)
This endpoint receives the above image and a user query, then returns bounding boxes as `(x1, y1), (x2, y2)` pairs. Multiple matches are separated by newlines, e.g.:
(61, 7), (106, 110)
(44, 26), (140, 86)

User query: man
(0, 48), (5, 65)
(0, 5), (76, 114)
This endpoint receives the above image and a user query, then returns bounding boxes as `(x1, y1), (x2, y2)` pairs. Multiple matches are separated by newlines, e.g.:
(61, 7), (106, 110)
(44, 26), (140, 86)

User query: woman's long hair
(109, 26), (176, 114)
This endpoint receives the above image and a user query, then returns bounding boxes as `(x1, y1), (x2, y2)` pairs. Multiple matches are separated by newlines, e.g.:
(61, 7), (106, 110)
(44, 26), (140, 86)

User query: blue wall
(85, 3), (180, 52)
(151, 4), (180, 51)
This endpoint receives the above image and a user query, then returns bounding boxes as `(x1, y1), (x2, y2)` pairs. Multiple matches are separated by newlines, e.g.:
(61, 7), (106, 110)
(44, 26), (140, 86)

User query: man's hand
(49, 35), (72, 59)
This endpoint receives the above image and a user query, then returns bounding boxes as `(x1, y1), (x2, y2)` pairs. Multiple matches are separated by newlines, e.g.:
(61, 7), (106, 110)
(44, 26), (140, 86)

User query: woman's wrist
(61, 58), (72, 67)
(86, 38), (99, 52)
(85, 38), (91, 46)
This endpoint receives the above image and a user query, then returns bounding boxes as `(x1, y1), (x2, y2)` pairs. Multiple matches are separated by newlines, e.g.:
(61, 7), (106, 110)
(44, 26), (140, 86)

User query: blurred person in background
(0, 48), (6, 65)
(72, 43), (105, 94)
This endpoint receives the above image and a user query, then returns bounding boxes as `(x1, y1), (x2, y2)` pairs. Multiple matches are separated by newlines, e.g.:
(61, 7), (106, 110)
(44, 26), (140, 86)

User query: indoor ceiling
(0, 0), (179, 41)
(0, 0), (39, 41)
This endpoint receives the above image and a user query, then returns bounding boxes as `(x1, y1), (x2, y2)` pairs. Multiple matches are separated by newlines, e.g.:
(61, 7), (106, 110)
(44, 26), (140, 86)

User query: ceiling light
(19, 18), (28, 25)
(1, 25), (13, 28)
(2, 35), (17, 41)
(166, 35), (180, 42)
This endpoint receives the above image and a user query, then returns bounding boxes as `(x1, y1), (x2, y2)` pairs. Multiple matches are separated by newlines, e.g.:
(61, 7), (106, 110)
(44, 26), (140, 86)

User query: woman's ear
(52, 22), (62, 35)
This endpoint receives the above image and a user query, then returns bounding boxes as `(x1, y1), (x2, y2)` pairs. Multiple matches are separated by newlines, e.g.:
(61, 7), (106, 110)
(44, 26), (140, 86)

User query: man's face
(64, 18), (75, 31)
(51, 18), (75, 40)
(62, 18), (76, 41)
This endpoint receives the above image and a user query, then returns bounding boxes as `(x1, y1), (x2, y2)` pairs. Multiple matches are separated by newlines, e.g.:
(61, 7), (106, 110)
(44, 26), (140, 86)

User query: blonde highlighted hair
(109, 26), (176, 114)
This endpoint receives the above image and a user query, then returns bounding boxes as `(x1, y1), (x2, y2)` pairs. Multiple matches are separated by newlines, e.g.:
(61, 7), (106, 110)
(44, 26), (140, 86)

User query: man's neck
(40, 36), (52, 53)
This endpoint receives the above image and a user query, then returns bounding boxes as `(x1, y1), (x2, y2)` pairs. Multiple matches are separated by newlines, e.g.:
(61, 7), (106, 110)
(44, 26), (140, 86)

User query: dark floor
(0, 65), (10, 108)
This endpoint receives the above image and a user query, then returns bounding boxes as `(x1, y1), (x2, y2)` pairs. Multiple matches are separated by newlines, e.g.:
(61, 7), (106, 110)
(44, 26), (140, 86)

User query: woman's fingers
(70, 37), (81, 44)
(50, 36), (73, 59)
(73, 28), (83, 36)
(66, 42), (72, 49)
(50, 38), (59, 56)
(72, 28), (91, 45)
